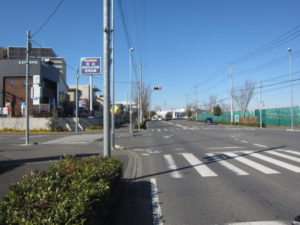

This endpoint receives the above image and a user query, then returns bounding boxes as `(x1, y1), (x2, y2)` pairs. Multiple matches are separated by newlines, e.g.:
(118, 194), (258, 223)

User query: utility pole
(103, 0), (111, 156)
(75, 66), (79, 133)
(89, 75), (93, 112)
(288, 48), (294, 130)
(129, 48), (134, 134)
(25, 30), (31, 145)
(259, 80), (263, 129)
(138, 64), (144, 130)
(229, 65), (234, 124)
(195, 85), (198, 120)
(111, 0), (115, 149)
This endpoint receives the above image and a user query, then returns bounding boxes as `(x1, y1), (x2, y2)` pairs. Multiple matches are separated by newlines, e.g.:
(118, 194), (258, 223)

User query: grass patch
(85, 125), (103, 130)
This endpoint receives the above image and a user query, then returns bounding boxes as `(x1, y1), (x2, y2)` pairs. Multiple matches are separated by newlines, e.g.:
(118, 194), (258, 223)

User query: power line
(229, 24), (300, 65)
(32, 0), (65, 37)
(117, 0), (139, 80)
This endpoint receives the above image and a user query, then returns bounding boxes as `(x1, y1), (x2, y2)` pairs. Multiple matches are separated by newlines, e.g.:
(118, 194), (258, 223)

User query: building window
(10, 80), (14, 87)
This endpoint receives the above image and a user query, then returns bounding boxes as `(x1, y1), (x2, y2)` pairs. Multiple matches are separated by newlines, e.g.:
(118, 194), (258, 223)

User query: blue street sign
(80, 57), (101, 75)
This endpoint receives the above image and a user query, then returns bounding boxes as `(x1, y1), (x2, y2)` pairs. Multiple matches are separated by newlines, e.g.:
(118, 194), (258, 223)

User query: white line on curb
(150, 178), (164, 225)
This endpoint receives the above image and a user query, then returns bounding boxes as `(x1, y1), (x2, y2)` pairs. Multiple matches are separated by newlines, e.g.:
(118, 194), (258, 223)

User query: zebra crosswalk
(161, 149), (300, 179)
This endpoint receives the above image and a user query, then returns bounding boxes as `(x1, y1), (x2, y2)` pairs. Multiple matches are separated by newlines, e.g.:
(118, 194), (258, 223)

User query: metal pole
(103, 0), (111, 156)
(89, 75), (93, 112)
(140, 64), (143, 124)
(111, 0), (115, 149)
(229, 65), (233, 124)
(129, 48), (134, 134)
(288, 48), (294, 130)
(75, 66), (79, 133)
(25, 30), (31, 145)
(138, 67), (140, 130)
(195, 85), (198, 120)
(259, 80), (262, 129)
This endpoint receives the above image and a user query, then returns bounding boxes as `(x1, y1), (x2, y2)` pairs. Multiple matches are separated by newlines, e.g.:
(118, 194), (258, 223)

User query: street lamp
(129, 48), (134, 134)
(288, 48), (294, 130)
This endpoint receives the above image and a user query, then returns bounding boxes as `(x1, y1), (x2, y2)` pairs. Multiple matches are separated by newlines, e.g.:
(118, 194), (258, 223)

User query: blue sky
(1, 0), (300, 111)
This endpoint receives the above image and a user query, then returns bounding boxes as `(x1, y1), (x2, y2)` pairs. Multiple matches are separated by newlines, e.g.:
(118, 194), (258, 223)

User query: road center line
(241, 140), (248, 144)
(150, 178), (164, 225)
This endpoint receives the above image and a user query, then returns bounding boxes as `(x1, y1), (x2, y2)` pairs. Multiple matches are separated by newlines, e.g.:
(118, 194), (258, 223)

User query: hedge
(0, 156), (123, 225)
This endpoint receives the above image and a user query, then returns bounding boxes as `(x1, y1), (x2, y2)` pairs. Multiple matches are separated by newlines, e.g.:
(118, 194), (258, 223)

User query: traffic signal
(154, 87), (162, 90)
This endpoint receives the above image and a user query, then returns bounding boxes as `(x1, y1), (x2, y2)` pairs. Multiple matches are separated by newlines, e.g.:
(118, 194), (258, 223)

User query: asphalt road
(1, 121), (299, 225)
(118, 120), (300, 225)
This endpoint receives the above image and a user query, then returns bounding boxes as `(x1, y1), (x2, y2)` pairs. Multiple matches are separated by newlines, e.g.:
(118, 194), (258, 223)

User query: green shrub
(0, 156), (123, 225)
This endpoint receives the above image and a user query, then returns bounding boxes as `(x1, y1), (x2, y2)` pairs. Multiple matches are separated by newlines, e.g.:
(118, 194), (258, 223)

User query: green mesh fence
(197, 111), (255, 122)
(197, 106), (300, 127)
(256, 106), (300, 126)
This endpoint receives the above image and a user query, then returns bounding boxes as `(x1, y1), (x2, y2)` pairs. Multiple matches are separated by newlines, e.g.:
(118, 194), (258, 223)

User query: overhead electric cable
(32, 0), (65, 37)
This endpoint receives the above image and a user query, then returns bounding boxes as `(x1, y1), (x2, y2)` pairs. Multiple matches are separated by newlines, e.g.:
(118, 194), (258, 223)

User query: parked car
(204, 117), (214, 125)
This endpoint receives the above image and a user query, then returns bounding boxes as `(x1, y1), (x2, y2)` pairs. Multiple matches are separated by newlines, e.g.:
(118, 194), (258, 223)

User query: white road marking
(150, 178), (164, 225)
(279, 149), (300, 156)
(244, 151), (300, 173)
(164, 154), (183, 178)
(206, 153), (249, 176)
(141, 153), (150, 156)
(225, 152), (280, 174)
(151, 129), (154, 132)
(164, 135), (173, 139)
(241, 140), (248, 144)
(221, 221), (289, 225)
(180, 153), (218, 177)
(207, 147), (244, 150)
(267, 151), (300, 163)
(253, 143), (267, 148)
(157, 129), (161, 132)
(163, 129), (168, 132)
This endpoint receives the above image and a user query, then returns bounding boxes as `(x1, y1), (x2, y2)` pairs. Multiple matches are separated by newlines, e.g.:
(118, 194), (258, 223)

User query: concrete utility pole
(89, 75), (93, 112)
(195, 85), (198, 120)
(137, 64), (143, 130)
(288, 48), (294, 130)
(129, 48), (134, 134)
(259, 80), (263, 129)
(229, 65), (234, 124)
(75, 66), (79, 133)
(139, 64), (143, 125)
(111, 0), (115, 149)
(103, 0), (111, 156)
(25, 30), (31, 145)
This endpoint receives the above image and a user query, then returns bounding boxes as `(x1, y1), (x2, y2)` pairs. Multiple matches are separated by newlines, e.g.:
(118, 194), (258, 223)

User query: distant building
(0, 46), (68, 106)
(0, 59), (59, 116)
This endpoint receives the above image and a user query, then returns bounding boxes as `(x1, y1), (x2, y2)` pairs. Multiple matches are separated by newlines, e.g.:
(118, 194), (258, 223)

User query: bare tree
(203, 95), (217, 111)
(232, 80), (255, 119)
(219, 99), (231, 112)
(133, 82), (152, 120)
